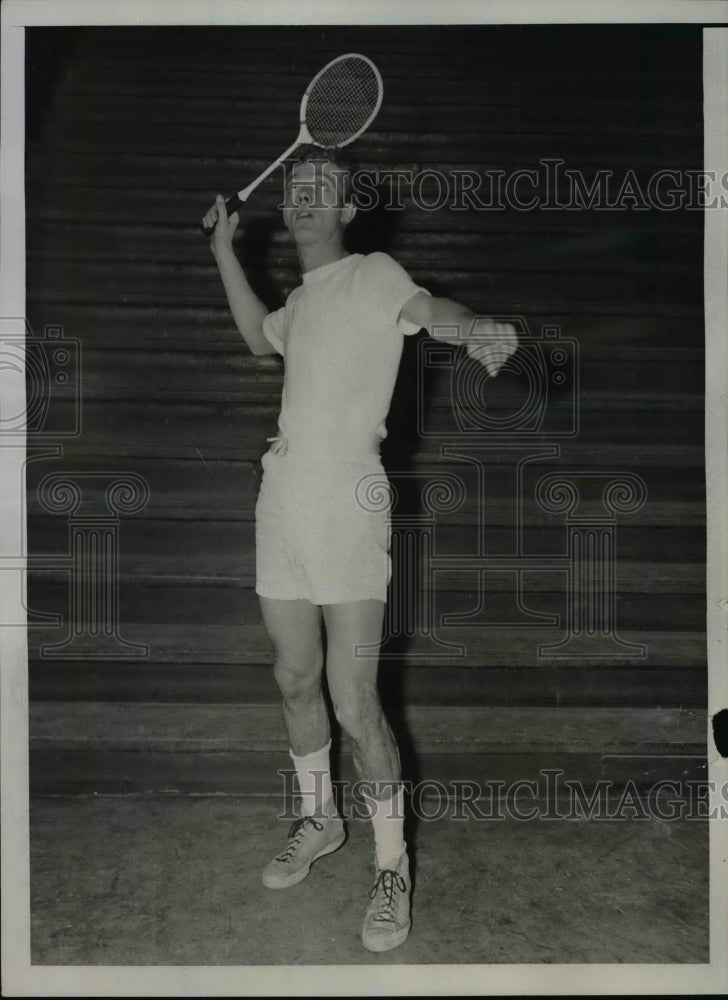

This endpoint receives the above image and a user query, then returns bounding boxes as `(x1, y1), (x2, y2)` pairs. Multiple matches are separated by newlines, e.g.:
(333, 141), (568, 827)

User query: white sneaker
(262, 809), (345, 890)
(361, 851), (411, 952)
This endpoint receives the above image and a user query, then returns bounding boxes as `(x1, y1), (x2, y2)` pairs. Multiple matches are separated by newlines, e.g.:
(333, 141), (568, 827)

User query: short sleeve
(262, 306), (287, 355)
(365, 252), (431, 336)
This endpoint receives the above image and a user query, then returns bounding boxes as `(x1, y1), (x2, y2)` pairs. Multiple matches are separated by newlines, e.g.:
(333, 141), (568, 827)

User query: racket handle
(200, 136), (301, 235)
(200, 193), (244, 237)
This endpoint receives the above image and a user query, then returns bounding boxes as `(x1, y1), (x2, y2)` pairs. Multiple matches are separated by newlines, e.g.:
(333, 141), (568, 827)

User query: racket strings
(305, 56), (381, 146)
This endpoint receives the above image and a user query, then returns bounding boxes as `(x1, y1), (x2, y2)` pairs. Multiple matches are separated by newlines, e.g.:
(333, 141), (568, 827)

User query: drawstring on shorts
(266, 436), (289, 456)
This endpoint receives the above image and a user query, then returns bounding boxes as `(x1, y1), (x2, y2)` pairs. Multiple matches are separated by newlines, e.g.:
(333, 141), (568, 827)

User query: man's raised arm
(202, 194), (278, 356)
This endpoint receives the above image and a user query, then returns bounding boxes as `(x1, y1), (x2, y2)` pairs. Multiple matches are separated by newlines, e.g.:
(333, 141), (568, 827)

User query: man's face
(282, 160), (353, 246)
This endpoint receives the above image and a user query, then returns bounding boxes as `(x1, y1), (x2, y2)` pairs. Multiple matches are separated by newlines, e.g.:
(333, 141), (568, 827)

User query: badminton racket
(201, 53), (383, 235)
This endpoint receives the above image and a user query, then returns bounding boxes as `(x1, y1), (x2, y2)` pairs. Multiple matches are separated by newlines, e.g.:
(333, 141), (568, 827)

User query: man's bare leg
(323, 599), (411, 952)
(259, 596), (344, 888)
(259, 596), (327, 756)
(322, 599), (400, 789)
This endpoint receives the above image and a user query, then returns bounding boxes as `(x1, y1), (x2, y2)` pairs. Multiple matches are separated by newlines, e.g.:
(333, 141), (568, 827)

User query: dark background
(24, 25), (706, 793)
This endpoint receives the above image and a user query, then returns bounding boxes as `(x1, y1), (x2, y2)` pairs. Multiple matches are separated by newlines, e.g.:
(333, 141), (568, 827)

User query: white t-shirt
(262, 251), (430, 462)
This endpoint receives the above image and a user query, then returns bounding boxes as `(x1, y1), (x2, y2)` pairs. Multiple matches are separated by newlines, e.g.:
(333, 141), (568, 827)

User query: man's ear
(342, 203), (357, 225)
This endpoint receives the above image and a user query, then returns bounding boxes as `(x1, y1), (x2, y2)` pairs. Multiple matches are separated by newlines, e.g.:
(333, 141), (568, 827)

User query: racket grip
(200, 193), (244, 237)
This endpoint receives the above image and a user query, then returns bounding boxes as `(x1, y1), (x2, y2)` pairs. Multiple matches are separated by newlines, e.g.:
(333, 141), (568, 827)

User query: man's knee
(331, 686), (380, 742)
(273, 650), (323, 705)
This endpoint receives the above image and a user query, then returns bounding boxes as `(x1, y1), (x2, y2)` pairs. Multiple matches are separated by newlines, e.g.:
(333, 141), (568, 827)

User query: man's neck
(297, 241), (349, 274)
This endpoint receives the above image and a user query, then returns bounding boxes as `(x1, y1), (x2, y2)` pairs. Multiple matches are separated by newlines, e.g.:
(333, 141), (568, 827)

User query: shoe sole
(361, 921), (411, 953)
(261, 828), (346, 890)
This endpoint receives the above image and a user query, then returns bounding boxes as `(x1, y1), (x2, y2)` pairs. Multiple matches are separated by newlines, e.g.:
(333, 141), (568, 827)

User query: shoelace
(368, 869), (407, 923)
(276, 816), (324, 863)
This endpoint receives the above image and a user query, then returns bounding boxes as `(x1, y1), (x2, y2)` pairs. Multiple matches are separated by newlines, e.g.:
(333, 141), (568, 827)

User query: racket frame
(205, 53), (383, 230)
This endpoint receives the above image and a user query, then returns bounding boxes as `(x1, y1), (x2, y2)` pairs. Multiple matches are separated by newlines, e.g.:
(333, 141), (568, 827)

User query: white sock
(289, 741), (335, 818)
(365, 784), (406, 870)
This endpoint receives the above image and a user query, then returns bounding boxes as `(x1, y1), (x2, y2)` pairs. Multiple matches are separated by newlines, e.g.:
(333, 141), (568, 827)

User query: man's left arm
(400, 291), (518, 377)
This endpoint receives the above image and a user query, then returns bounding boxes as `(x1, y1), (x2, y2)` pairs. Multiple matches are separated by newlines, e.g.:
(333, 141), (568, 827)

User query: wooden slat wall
(26, 25), (705, 719)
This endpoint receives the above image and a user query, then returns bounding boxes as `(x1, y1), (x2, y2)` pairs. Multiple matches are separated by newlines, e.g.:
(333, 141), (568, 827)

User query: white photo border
(2, 1), (727, 996)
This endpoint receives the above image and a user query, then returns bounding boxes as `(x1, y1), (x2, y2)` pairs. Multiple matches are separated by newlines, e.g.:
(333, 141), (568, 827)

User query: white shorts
(254, 449), (391, 605)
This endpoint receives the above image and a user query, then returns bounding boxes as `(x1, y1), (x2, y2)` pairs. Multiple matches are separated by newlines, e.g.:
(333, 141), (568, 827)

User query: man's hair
(286, 143), (354, 206)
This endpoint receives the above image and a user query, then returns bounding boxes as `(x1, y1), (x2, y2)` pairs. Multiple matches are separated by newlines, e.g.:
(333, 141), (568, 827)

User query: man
(202, 147), (517, 952)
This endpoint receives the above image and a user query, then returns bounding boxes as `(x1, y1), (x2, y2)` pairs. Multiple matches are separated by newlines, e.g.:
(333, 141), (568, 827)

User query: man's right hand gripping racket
(201, 53), (383, 235)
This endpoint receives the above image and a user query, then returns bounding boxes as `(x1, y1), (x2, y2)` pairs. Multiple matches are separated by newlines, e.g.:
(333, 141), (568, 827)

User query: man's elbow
(400, 290), (434, 331)
(248, 338), (275, 356)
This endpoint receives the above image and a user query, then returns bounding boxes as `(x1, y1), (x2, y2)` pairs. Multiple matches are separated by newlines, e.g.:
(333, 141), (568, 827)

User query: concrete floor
(29, 794), (708, 967)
